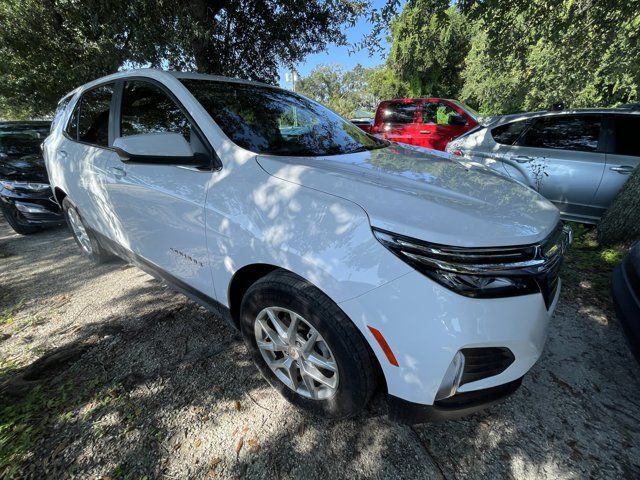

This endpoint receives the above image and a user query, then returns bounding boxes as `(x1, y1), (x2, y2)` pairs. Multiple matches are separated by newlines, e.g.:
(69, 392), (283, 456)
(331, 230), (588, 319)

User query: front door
(594, 114), (640, 215)
(504, 114), (606, 222)
(419, 100), (469, 151)
(106, 79), (216, 297)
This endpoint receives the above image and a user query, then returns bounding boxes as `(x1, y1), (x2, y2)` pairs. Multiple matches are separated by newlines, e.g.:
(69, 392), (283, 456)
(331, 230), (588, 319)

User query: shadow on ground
(1, 218), (639, 479)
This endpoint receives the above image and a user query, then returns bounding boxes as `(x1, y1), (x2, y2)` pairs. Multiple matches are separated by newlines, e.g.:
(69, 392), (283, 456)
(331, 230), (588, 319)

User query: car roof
(68, 68), (281, 99)
(487, 108), (640, 126)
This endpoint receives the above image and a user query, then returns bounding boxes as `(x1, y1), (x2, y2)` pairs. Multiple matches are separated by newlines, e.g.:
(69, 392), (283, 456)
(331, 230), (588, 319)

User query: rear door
(419, 100), (470, 151)
(59, 82), (124, 239)
(594, 114), (640, 212)
(373, 100), (421, 145)
(505, 114), (605, 222)
(107, 78), (216, 296)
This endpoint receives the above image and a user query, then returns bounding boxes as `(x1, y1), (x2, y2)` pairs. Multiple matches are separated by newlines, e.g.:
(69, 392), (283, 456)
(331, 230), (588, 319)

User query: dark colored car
(0, 121), (64, 234)
(370, 98), (479, 151)
(613, 242), (640, 362)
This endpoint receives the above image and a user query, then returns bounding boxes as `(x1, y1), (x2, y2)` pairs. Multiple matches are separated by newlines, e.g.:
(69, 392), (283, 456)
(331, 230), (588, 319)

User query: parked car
(446, 108), (640, 224)
(0, 121), (64, 234)
(613, 242), (640, 362)
(44, 69), (570, 423)
(370, 98), (479, 151)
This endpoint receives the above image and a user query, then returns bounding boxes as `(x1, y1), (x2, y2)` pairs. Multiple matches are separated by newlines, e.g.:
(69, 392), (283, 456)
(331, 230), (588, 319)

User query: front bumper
(0, 188), (63, 226)
(388, 377), (523, 423)
(339, 270), (558, 419)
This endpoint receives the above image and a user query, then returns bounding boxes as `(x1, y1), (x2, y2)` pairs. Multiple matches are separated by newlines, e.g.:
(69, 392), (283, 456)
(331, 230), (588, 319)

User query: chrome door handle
(610, 165), (634, 174)
(419, 130), (432, 134)
(107, 166), (126, 177)
(512, 155), (533, 163)
(59, 150), (68, 159)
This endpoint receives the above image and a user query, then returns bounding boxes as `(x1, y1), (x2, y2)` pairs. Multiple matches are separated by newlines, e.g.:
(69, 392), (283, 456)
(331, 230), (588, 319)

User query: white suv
(44, 69), (570, 423)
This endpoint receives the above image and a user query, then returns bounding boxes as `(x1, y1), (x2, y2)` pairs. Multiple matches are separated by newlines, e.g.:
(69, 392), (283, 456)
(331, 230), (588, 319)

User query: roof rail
(619, 102), (640, 111)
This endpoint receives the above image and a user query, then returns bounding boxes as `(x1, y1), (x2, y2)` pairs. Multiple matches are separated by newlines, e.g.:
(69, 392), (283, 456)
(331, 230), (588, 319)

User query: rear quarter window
(491, 120), (529, 145)
(378, 102), (418, 124)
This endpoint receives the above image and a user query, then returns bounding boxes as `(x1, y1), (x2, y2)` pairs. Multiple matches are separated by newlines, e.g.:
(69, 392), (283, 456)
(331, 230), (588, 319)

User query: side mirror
(448, 114), (467, 126)
(113, 132), (211, 168)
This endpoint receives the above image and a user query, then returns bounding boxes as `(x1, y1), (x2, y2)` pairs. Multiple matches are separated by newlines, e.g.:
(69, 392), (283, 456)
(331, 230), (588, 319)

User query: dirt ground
(1, 218), (639, 480)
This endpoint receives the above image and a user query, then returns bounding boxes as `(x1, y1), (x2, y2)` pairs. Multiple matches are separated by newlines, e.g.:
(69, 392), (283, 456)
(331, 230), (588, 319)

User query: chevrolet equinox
(43, 70), (571, 423)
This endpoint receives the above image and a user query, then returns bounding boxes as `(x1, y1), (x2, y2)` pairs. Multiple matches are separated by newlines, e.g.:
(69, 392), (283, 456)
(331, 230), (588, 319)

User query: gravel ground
(1, 218), (639, 479)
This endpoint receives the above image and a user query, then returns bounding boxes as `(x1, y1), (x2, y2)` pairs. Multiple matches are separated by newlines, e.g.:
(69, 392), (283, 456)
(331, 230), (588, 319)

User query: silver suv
(446, 108), (640, 224)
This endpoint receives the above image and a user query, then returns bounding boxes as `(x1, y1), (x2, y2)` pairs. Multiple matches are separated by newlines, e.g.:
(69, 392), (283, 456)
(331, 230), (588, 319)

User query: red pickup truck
(370, 98), (479, 151)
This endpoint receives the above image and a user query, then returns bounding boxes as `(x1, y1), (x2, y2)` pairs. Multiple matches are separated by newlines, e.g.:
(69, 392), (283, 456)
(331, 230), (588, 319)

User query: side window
(613, 115), (640, 157)
(51, 96), (72, 133)
(491, 120), (529, 145)
(422, 103), (457, 125)
(381, 102), (418, 124)
(120, 80), (191, 141)
(65, 101), (80, 140)
(78, 83), (114, 147)
(519, 115), (601, 152)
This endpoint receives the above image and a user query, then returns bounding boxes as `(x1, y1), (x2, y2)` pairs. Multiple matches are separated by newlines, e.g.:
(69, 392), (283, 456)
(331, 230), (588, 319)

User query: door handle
(419, 130), (432, 134)
(107, 166), (126, 177)
(610, 165), (634, 174)
(512, 155), (533, 163)
(59, 150), (68, 160)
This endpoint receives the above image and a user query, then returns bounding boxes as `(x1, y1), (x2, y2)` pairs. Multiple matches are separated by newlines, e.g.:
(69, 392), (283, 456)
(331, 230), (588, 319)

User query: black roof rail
(619, 102), (640, 111)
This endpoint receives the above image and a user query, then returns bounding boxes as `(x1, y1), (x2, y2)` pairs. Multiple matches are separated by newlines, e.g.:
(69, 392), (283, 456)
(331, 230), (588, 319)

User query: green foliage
(562, 222), (625, 308)
(297, 64), (397, 117)
(383, 0), (640, 115)
(0, 0), (367, 117)
(388, 3), (473, 98)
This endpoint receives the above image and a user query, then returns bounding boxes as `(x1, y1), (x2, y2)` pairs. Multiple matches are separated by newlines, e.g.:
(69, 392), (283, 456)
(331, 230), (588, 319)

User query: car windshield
(180, 79), (389, 156)
(0, 126), (49, 156)
(450, 100), (480, 120)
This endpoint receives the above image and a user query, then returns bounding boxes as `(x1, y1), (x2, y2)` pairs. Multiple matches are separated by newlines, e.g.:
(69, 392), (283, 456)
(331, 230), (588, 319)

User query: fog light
(15, 202), (50, 214)
(435, 351), (465, 401)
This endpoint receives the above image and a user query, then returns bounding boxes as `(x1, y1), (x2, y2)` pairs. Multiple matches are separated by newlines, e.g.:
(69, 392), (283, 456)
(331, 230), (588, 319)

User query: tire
(240, 269), (377, 419)
(0, 202), (42, 235)
(62, 198), (113, 263)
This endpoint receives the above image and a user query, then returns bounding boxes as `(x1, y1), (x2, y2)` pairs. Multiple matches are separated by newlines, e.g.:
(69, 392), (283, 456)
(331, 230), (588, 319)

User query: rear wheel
(62, 198), (113, 263)
(240, 270), (377, 419)
(0, 202), (42, 235)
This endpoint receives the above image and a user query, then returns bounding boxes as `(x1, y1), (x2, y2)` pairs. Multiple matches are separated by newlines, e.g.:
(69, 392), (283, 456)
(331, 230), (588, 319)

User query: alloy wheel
(67, 207), (92, 254)
(254, 306), (339, 400)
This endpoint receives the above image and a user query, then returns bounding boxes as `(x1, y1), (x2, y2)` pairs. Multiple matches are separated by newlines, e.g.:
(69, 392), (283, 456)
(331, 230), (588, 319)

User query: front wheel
(240, 270), (378, 419)
(62, 198), (113, 264)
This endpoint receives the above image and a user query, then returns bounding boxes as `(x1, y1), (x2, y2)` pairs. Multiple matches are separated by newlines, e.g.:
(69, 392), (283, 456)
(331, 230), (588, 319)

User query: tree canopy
(0, 0), (366, 118)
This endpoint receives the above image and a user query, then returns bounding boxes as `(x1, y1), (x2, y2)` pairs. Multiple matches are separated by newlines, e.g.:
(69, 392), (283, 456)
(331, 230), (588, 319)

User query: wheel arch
(227, 263), (387, 393)
(53, 187), (68, 207)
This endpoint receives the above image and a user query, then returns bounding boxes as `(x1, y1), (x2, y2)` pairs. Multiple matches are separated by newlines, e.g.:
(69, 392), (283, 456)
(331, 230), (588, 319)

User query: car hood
(256, 144), (559, 248)
(0, 153), (47, 182)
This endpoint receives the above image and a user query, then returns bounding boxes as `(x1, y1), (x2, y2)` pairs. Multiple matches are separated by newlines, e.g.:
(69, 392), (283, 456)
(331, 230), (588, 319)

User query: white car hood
(256, 144), (559, 248)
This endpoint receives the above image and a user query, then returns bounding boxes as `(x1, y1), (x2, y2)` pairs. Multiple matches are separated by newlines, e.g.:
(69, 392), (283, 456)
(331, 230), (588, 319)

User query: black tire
(0, 202), (42, 235)
(240, 269), (377, 419)
(62, 198), (113, 263)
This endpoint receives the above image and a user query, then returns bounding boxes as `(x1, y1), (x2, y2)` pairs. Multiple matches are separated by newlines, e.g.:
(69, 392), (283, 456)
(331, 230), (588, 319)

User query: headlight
(373, 226), (571, 299)
(0, 180), (51, 192)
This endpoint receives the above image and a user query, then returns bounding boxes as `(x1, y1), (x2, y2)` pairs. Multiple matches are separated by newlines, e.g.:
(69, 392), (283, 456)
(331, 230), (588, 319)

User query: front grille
(460, 347), (515, 386)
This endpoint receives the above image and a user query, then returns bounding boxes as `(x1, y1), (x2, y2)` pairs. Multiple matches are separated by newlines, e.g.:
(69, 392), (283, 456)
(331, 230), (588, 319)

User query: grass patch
(0, 300), (25, 327)
(561, 222), (626, 309)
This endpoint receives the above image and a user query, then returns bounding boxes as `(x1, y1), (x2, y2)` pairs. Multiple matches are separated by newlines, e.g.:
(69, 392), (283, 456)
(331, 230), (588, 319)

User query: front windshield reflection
(181, 79), (389, 157)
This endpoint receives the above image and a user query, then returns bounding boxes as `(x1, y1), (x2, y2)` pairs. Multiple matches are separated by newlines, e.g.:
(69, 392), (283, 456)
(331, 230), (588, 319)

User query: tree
(459, 0), (640, 114)
(296, 64), (391, 117)
(0, 0), (366, 118)
(387, 2), (472, 98)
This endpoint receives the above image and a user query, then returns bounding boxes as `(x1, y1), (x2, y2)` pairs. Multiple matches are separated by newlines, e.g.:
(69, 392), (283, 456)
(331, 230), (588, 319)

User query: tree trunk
(597, 167), (640, 246)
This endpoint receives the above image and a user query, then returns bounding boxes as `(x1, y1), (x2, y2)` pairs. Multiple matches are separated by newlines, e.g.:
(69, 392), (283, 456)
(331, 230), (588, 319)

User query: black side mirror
(448, 114), (467, 126)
